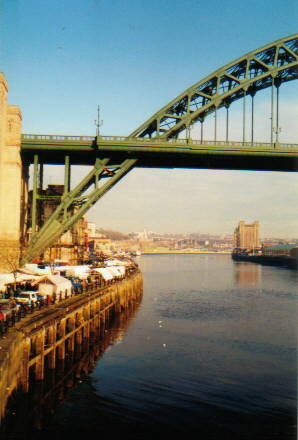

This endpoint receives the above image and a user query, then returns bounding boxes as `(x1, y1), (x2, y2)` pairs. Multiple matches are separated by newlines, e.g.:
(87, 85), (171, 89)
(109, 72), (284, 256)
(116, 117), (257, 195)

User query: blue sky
(1, 0), (297, 238)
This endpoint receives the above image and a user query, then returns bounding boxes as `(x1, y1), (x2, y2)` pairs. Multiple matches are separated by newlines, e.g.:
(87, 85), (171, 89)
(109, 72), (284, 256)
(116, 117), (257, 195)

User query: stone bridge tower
(0, 73), (26, 272)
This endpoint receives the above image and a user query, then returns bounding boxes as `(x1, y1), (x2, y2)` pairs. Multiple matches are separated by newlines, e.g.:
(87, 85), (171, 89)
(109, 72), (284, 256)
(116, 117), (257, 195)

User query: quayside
(0, 271), (143, 423)
(0, 293), (143, 438)
(231, 253), (297, 269)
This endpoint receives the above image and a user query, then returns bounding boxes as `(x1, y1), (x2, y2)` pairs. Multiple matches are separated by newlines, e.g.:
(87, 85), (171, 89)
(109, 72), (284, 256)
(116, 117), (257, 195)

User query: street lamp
(94, 105), (103, 136)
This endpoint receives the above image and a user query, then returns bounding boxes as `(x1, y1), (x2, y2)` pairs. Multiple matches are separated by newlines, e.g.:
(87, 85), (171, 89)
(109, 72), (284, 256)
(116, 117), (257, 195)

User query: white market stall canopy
(92, 265), (126, 280)
(54, 265), (90, 279)
(92, 268), (113, 281)
(32, 275), (72, 296)
(110, 266), (126, 276)
(0, 272), (40, 291)
(105, 259), (131, 267)
(92, 268), (114, 281)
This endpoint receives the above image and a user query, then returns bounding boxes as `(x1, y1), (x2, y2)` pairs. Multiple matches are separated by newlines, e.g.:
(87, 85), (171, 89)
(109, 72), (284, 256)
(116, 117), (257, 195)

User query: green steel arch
(20, 35), (298, 265)
(129, 34), (298, 140)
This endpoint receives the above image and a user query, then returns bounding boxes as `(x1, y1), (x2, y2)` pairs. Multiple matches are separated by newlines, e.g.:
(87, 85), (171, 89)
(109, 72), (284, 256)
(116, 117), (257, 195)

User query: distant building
(28, 184), (88, 264)
(88, 237), (112, 253)
(87, 222), (97, 237)
(234, 221), (260, 250)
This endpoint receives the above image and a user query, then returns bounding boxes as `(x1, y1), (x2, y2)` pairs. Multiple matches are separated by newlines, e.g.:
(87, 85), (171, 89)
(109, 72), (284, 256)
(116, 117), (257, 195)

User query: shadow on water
(0, 296), (143, 440)
(1, 256), (297, 440)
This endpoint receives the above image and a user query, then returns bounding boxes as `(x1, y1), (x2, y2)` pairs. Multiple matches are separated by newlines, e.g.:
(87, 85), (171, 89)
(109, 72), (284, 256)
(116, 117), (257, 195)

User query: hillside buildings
(87, 223), (112, 254)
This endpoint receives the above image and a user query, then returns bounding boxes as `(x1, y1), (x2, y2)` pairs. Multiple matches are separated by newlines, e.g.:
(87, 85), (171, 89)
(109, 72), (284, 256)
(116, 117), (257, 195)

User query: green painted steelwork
(129, 34), (298, 139)
(21, 158), (136, 265)
(31, 154), (39, 236)
(21, 135), (298, 170)
(20, 34), (298, 264)
(21, 135), (298, 154)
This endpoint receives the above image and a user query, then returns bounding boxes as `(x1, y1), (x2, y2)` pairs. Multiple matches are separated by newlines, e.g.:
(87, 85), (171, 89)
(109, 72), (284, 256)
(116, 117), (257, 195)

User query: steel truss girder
(20, 34), (298, 265)
(21, 158), (136, 265)
(129, 34), (298, 139)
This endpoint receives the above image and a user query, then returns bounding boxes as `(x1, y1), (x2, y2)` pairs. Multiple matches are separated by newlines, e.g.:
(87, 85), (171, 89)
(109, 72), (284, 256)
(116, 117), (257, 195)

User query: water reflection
(0, 296), (143, 439)
(2, 255), (296, 440)
(234, 262), (261, 287)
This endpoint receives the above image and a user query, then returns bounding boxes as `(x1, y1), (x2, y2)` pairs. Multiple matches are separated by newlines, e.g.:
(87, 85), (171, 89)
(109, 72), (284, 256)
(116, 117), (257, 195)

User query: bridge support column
(224, 103), (230, 142)
(0, 73), (24, 272)
(214, 105), (218, 142)
(242, 88), (247, 144)
(251, 92), (255, 143)
(200, 118), (204, 144)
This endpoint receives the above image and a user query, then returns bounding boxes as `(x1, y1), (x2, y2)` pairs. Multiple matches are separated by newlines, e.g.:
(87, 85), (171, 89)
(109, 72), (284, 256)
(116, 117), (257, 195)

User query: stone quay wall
(0, 271), (143, 420)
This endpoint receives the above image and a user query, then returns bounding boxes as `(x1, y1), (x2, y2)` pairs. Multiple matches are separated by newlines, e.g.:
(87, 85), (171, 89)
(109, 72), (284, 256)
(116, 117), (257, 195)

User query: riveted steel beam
(31, 154), (39, 236)
(20, 35), (298, 264)
(129, 34), (298, 140)
(21, 158), (136, 265)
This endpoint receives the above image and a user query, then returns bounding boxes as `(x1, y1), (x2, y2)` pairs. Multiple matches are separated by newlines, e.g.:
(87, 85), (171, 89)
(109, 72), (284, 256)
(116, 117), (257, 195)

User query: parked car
(14, 291), (38, 306)
(0, 299), (20, 323)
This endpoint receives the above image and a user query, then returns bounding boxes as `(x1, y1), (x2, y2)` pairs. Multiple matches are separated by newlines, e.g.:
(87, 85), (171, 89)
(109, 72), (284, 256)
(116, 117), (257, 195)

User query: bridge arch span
(129, 34), (298, 140)
(15, 35), (298, 266)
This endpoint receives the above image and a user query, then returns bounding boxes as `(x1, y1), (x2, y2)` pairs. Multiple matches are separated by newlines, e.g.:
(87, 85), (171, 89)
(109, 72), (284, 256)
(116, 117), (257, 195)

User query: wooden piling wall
(0, 271), (143, 420)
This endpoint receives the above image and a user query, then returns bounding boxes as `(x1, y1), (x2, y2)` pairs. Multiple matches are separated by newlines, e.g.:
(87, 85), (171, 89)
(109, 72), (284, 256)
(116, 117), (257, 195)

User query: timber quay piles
(0, 270), (143, 421)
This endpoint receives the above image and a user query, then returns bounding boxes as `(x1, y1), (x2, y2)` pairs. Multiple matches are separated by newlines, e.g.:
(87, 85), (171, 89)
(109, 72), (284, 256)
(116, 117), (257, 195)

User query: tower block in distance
(0, 73), (25, 272)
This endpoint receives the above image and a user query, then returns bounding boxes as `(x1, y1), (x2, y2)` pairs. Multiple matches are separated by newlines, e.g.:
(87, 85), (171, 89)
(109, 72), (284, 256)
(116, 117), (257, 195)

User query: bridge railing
(22, 134), (96, 141)
(21, 134), (298, 149)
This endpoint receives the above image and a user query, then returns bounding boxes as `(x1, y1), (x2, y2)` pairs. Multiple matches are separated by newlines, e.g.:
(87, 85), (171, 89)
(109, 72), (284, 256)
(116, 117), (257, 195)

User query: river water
(2, 254), (297, 439)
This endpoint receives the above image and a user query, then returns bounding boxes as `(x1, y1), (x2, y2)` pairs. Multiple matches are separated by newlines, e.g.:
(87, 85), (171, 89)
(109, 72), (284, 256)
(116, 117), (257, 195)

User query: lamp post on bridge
(94, 105), (103, 137)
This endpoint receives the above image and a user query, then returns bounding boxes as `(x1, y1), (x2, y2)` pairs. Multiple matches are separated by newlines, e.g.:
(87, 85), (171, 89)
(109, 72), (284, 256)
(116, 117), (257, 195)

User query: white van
(15, 291), (38, 306)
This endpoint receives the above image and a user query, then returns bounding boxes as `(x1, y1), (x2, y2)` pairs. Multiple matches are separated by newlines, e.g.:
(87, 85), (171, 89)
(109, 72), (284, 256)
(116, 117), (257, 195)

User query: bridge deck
(21, 134), (298, 171)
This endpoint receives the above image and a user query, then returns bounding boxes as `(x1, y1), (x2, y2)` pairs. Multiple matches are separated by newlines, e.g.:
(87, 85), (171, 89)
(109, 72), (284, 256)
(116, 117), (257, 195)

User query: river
(1, 254), (297, 439)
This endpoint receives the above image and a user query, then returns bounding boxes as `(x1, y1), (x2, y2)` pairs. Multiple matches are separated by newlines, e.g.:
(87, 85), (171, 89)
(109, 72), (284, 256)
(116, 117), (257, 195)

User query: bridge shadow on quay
(0, 296), (143, 440)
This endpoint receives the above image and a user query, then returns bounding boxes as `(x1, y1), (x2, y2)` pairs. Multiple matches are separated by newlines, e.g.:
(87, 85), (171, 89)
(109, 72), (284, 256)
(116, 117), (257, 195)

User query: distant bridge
(18, 34), (298, 264)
